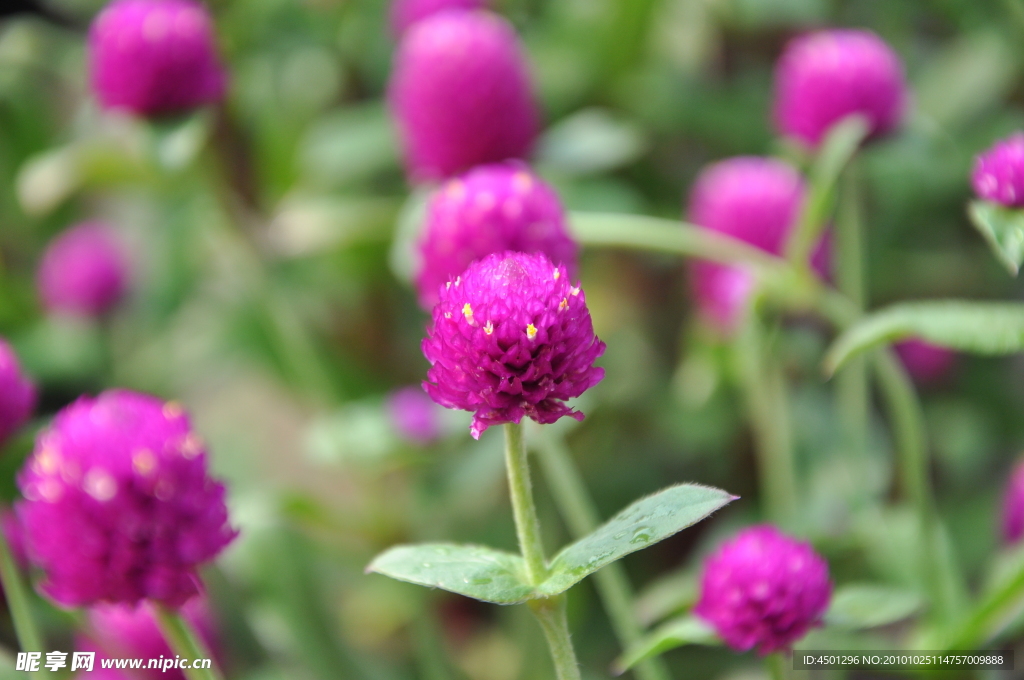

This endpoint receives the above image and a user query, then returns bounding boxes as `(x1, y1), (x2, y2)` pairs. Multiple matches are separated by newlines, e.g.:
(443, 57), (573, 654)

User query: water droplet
(613, 531), (627, 540)
(629, 527), (652, 545)
(471, 577), (492, 585)
(422, 562), (432, 568)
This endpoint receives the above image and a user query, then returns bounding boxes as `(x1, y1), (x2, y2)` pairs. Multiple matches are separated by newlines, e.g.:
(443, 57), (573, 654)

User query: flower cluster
(17, 390), (237, 607)
(0, 339), (36, 449)
(773, 29), (906, 148)
(972, 133), (1024, 207)
(37, 222), (129, 317)
(695, 525), (832, 654)
(389, 10), (538, 181)
(89, 0), (226, 117)
(415, 162), (577, 308)
(422, 251), (605, 439)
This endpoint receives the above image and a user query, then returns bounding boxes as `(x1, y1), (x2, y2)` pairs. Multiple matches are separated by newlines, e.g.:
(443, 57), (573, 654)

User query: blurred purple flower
(894, 339), (956, 384)
(772, 29), (906, 148)
(387, 387), (442, 445)
(1003, 459), (1024, 543)
(89, 0), (226, 117)
(695, 525), (832, 655)
(390, 0), (486, 37)
(415, 162), (578, 309)
(422, 251), (605, 439)
(83, 597), (218, 680)
(0, 338), (36, 450)
(686, 156), (827, 332)
(389, 11), (538, 182)
(37, 222), (129, 318)
(17, 390), (237, 607)
(972, 133), (1024, 207)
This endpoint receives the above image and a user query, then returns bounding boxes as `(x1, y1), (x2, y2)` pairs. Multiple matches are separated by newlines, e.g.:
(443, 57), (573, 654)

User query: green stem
(0, 529), (42, 651)
(529, 596), (582, 680)
(735, 311), (798, 526)
(533, 432), (672, 680)
(835, 162), (871, 499)
(948, 554), (1024, 649)
(872, 350), (959, 625)
(504, 424), (582, 680)
(153, 604), (224, 680)
(504, 423), (548, 584)
(766, 652), (789, 680)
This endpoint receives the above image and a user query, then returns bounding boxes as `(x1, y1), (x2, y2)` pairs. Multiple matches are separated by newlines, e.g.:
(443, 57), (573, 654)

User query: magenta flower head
(84, 597), (218, 680)
(0, 339), (36, 449)
(16, 390), (237, 607)
(390, 0), (486, 37)
(89, 0), (227, 117)
(686, 157), (826, 331)
(37, 222), (129, 317)
(1002, 459), (1024, 543)
(389, 10), (539, 182)
(894, 339), (956, 384)
(387, 386), (442, 445)
(972, 133), (1024, 206)
(695, 525), (832, 655)
(422, 251), (605, 439)
(415, 162), (578, 308)
(773, 29), (906, 148)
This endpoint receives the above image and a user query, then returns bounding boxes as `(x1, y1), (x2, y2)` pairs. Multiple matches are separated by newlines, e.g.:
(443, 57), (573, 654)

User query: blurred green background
(3, 0), (1024, 678)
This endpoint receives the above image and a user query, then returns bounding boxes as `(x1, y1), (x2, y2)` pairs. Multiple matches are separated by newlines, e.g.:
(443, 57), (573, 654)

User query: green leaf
(148, 110), (213, 171)
(538, 484), (736, 597)
(536, 108), (647, 176)
(613, 615), (720, 674)
(366, 544), (533, 605)
(825, 584), (923, 630)
(569, 211), (786, 272)
(634, 569), (698, 627)
(785, 114), (870, 265)
(824, 301), (1024, 374)
(967, 201), (1024, 276)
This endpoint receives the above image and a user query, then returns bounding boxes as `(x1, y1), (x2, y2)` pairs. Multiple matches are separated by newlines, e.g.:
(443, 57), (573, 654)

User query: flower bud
(387, 387), (442, 445)
(0, 339), (36, 450)
(37, 222), (128, 317)
(972, 133), (1024, 207)
(894, 339), (956, 384)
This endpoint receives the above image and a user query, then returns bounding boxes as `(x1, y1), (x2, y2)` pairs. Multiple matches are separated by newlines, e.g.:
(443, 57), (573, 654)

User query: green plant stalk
(533, 432), (672, 680)
(0, 529), (43, 651)
(872, 350), (957, 625)
(154, 604), (223, 680)
(735, 310), (798, 526)
(835, 163), (871, 498)
(766, 652), (789, 680)
(948, 556), (1024, 649)
(504, 423), (581, 680)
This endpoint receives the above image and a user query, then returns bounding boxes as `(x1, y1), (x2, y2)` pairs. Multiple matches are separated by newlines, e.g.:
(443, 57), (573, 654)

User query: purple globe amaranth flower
(686, 157), (828, 332)
(773, 29), (906, 148)
(894, 339), (956, 384)
(83, 597), (218, 680)
(422, 251), (605, 439)
(695, 525), (832, 655)
(37, 222), (129, 317)
(89, 0), (227, 117)
(390, 0), (487, 37)
(0, 338), (36, 449)
(972, 133), (1024, 207)
(387, 387), (443, 445)
(17, 390), (237, 608)
(389, 10), (539, 182)
(415, 162), (578, 308)
(1002, 459), (1024, 543)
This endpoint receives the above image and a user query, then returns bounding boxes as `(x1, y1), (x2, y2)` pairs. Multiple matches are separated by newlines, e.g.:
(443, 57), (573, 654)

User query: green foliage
(967, 201), (1024, 276)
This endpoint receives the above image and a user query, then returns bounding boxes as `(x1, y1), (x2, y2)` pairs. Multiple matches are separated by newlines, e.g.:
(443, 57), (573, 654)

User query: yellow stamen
(553, 269), (560, 280)
(484, 321), (494, 335)
(559, 298), (568, 311)
(526, 324), (538, 340)
(463, 303), (476, 325)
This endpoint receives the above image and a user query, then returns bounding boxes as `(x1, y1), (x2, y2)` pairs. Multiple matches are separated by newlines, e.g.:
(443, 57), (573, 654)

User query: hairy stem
(529, 596), (582, 680)
(154, 604), (223, 680)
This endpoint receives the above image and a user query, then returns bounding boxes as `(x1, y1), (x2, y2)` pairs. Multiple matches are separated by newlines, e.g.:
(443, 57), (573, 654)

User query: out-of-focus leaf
(824, 301), (1024, 374)
(720, 0), (827, 29)
(388, 187), (432, 285)
(304, 401), (397, 466)
(824, 584), (923, 630)
(299, 104), (398, 189)
(948, 543), (1024, 649)
(785, 114), (870, 265)
(539, 485), (736, 597)
(12, 316), (104, 382)
(967, 201), (1024, 276)
(612, 615), (720, 674)
(536, 108), (647, 176)
(367, 544), (532, 605)
(267, 195), (399, 258)
(915, 32), (1018, 131)
(634, 569), (698, 627)
(148, 110), (213, 171)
